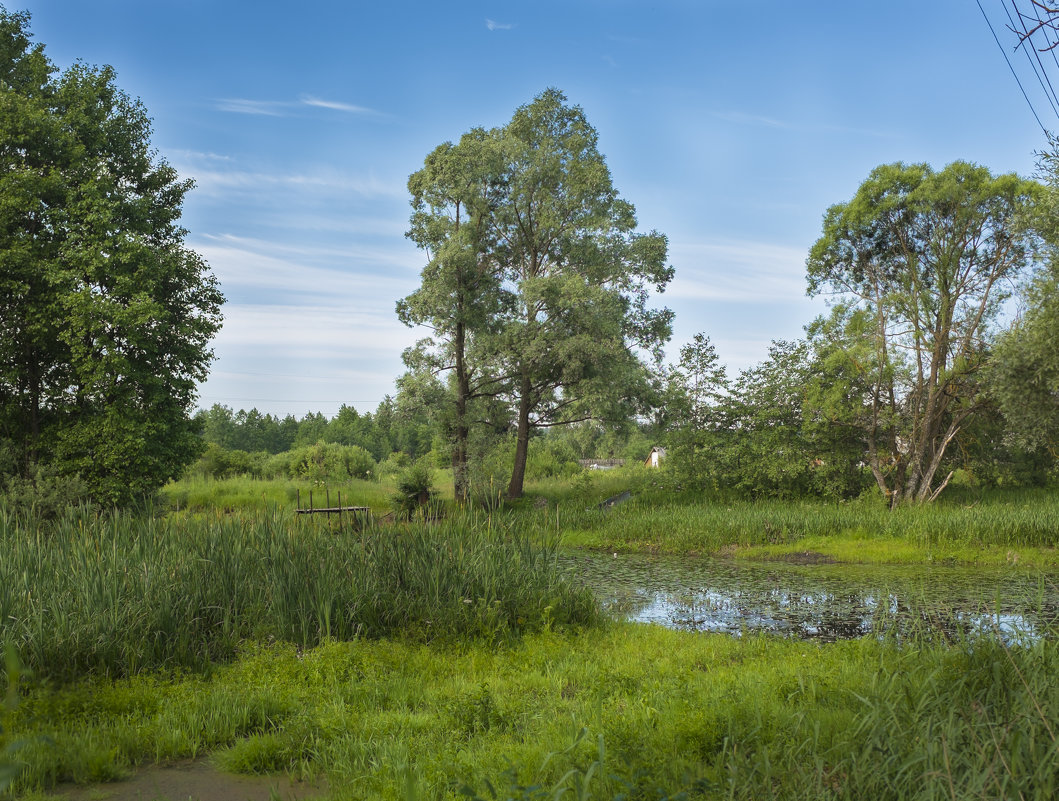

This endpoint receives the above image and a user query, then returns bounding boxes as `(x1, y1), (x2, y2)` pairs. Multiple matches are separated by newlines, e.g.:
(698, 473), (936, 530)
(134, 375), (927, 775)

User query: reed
(0, 506), (599, 680)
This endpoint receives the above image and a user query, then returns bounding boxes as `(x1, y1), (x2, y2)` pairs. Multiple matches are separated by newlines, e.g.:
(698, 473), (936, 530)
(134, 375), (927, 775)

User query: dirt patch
(53, 759), (328, 801)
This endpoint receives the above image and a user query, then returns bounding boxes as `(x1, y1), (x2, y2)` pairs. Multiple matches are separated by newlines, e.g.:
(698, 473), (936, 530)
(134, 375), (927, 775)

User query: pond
(561, 551), (1059, 642)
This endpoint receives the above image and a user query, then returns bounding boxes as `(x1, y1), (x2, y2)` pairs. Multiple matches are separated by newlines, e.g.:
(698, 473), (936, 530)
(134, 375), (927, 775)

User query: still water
(561, 551), (1059, 642)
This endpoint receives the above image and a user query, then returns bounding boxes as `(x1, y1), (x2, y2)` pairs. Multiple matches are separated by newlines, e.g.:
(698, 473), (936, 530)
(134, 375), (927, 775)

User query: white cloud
(485, 19), (513, 30)
(215, 98), (290, 116)
(712, 110), (790, 129)
(214, 303), (416, 355)
(193, 236), (421, 302)
(180, 165), (403, 199)
(169, 149), (232, 162)
(713, 110), (894, 138)
(215, 96), (383, 118)
(300, 95), (381, 115)
(666, 239), (808, 302)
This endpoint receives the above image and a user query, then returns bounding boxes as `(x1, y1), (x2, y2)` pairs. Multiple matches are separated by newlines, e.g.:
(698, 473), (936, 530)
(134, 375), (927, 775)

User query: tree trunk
(452, 310), (470, 504)
(507, 372), (532, 500)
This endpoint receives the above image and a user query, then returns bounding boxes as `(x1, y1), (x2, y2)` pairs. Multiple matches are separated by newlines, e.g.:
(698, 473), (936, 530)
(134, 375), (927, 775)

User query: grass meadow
(2, 470), (1057, 799)
(6, 626), (1058, 800)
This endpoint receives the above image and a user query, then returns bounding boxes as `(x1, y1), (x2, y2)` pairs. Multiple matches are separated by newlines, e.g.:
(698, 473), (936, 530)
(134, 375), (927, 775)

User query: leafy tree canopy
(0, 8), (224, 505)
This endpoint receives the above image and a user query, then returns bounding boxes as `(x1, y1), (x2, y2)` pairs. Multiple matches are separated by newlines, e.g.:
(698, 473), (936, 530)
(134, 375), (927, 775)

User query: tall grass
(159, 474), (400, 514)
(0, 506), (599, 680)
(560, 488), (1059, 553)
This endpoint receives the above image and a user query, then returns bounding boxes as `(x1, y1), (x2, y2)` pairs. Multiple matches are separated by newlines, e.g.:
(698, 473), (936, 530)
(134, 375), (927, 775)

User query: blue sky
(18, 1), (1054, 417)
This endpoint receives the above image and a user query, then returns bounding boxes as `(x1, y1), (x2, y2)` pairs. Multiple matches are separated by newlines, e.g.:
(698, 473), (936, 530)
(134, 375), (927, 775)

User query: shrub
(288, 442), (376, 483)
(392, 461), (441, 519)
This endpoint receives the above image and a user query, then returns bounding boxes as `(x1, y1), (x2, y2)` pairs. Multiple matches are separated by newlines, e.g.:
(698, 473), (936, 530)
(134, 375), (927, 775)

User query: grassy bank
(160, 475), (404, 515)
(0, 507), (597, 680)
(156, 472), (1059, 566)
(557, 486), (1059, 565)
(5, 625), (1057, 800)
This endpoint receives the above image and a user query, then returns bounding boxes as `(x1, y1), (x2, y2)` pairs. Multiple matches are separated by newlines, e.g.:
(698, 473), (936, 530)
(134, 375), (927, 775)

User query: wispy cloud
(192, 239), (419, 313)
(486, 19), (513, 31)
(713, 110), (894, 138)
(180, 165), (403, 199)
(666, 239), (808, 302)
(215, 98), (290, 116)
(713, 111), (791, 129)
(216, 96), (383, 117)
(170, 149), (231, 162)
(214, 303), (416, 355)
(300, 95), (382, 115)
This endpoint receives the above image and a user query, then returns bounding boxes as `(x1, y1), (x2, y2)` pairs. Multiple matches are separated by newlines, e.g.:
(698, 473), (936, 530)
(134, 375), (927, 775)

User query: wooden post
(297, 488), (301, 511)
(309, 490), (313, 511)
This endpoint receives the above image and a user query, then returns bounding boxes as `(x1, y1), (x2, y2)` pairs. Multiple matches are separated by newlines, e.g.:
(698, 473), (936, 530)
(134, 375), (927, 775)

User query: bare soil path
(52, 760), (328, 801)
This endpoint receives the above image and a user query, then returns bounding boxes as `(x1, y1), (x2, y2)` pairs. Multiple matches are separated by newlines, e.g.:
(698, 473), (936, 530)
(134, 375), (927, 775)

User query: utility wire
(1030, 0), (1059, 79)
(977, 0), (1051, 135)
(1006, 0), (1059, 119)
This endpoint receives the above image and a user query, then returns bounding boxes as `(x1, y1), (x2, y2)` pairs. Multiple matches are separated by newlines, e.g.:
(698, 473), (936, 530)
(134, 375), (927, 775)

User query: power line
(1004, 0), (1059, 120)
(197, 397), (384, 405)
(977, 0), (1051, 135)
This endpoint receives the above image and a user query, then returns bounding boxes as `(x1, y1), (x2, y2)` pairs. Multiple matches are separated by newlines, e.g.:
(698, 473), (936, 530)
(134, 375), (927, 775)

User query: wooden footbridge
(295, 488), (371, 529)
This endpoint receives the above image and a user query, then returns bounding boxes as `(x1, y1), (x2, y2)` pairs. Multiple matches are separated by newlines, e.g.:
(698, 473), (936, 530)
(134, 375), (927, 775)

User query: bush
(391, 461), (441, 519)
(0, 464), (94, 518)
(288, 442), (376, 483)
(376, 451), (411, 477)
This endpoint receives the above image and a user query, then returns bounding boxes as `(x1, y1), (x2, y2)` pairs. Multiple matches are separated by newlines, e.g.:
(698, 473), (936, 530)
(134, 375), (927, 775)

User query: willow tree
(806, 161), (1039, 505)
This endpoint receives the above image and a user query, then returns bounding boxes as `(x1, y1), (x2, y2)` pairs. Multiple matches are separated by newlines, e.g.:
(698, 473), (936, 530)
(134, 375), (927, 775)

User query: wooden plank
(295, 506), (370, 514)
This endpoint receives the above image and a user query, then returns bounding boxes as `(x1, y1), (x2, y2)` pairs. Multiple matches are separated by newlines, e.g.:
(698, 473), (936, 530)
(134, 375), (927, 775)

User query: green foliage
(664, 337), (871, 500)
(0, 647), (28, 794)
(806, 161), (1040, 505)
(560, 488), (1059, 558)
(990, 143), (1059, 453)
(401, 89), (674, 501)
(0, 10), (223, 507)
(391, 461), (441, 519)
(0, 458), (93, 518)
(287, 441), (376, 483)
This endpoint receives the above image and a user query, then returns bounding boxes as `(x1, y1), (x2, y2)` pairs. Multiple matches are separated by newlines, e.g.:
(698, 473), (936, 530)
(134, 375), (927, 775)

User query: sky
(14, 0), (1057, 418)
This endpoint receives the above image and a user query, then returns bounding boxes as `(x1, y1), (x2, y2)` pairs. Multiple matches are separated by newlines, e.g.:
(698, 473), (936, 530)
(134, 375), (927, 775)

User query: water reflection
(560, 552), (1059, 642)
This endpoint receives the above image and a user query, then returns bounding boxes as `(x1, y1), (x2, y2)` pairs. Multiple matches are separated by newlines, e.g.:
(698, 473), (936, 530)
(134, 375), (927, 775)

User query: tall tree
(492, 89), (673, 499)
(399, 130), (508, 502)
(807, 161), (1039, 505)
(0, 9), (223, 505)
(401, 89), (673, 500)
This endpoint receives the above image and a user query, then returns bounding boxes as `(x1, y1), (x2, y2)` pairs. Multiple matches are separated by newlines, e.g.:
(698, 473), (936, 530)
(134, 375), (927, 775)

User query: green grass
(160, 474), (401, 515)
(0, 506), (599, 680)
(160, 471), (1059, 566)
(5, 625), (1057, 800)
(557, 487), (1059, 565)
